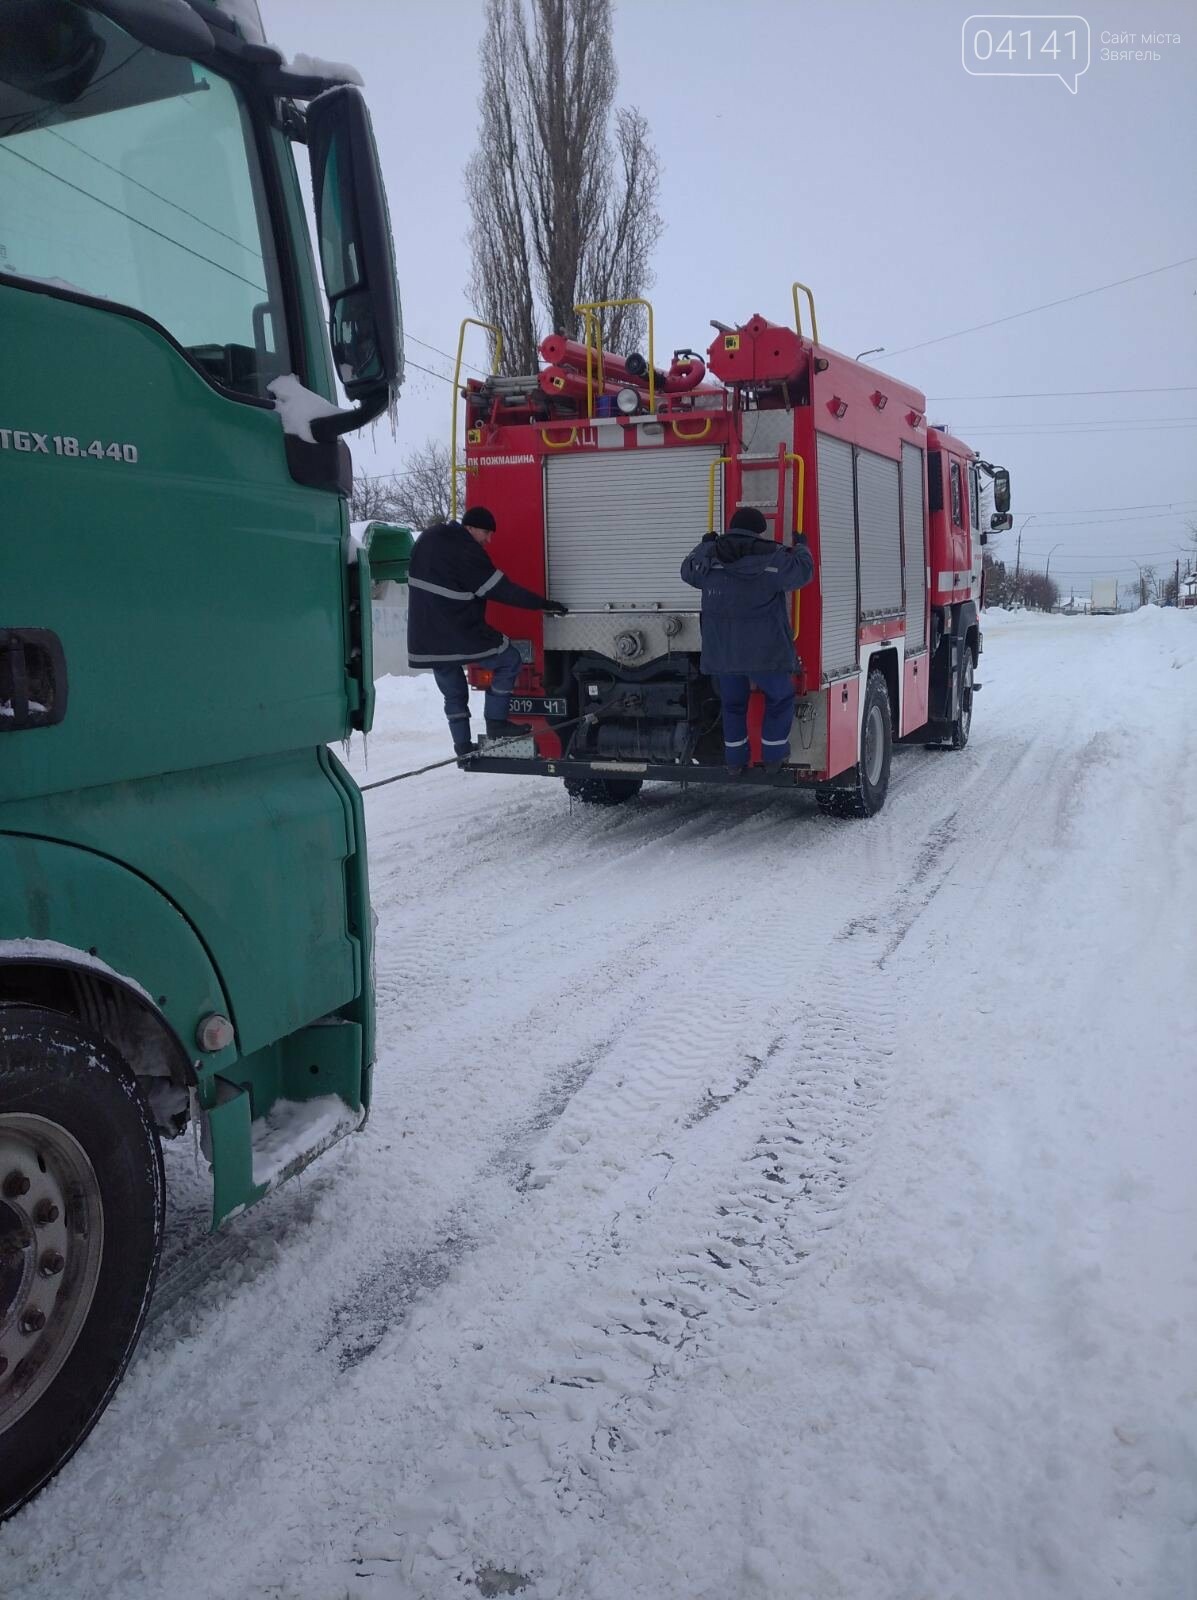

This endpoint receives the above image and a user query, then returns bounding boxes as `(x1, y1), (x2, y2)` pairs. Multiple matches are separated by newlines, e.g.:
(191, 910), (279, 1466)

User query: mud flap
(204, 1021), (367, 1227)
(206, 1086), (257, 1227)
(925, 634), (964, 738)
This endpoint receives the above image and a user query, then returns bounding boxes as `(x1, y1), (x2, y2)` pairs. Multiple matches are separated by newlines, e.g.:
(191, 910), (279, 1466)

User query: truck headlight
(616, 387), (640, 416)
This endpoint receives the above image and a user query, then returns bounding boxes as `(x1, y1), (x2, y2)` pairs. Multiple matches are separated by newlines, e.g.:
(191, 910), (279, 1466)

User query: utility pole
(1176, 558), (1181, 607)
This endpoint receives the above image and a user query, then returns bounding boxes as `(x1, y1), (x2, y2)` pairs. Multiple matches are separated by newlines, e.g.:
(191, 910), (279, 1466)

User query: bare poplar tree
(466, 0), (662, 374)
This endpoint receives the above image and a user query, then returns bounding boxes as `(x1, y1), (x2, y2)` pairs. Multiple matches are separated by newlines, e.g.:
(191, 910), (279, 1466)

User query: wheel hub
(0, 1117), (104, 1432)
(864, 703), (885, 785)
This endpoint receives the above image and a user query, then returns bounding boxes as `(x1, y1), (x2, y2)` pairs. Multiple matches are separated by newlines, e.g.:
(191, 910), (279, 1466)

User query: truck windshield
(0, 3), (289, 400)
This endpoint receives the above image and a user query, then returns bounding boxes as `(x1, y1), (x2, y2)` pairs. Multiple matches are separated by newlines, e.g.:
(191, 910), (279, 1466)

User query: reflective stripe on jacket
(406, 521), (549, 669)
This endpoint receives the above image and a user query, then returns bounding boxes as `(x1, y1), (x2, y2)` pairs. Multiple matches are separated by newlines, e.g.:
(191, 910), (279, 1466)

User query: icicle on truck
(1, 0), (407, 1517)
(452, 292), (1012, 812)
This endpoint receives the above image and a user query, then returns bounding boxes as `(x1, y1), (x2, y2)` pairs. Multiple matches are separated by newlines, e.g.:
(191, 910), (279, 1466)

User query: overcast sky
(270, 0), (1196, 591)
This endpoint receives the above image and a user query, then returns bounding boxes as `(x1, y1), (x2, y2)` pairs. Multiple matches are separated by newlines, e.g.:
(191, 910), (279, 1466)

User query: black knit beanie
(729, 507), (768, 535)
(462, 506), (497, 532)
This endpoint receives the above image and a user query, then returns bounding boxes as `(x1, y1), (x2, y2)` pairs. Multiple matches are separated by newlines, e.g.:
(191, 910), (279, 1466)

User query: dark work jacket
(679, 531), (814, 675)
(407, 521), (549, 669)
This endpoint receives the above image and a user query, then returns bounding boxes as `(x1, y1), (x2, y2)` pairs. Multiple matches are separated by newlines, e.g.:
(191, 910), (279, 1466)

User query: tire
(951, 650), (974, 750)
(816, 670), (892, 818)
(563, 774), (643, 806)
(0, 1008), (165, 1521)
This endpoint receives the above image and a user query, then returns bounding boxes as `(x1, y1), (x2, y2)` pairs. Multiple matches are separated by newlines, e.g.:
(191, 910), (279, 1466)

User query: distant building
(1181, 574), (1197, 610)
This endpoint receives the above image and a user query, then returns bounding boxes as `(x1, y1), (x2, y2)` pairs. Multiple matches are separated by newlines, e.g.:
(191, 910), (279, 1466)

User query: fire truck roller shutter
(816, 434), (858, 681)
(542, 448), (723, 661)
(901, 441), (927, 653)
(856, 449), (903, 619)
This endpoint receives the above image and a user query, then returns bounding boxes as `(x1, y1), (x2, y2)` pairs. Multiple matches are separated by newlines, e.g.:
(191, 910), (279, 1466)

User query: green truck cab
(0, 0), (404, 1516)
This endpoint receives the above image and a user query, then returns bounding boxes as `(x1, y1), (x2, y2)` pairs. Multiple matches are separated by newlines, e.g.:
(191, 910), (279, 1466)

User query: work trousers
(432, 642), (523, 749)
(715, 671), (795, 769)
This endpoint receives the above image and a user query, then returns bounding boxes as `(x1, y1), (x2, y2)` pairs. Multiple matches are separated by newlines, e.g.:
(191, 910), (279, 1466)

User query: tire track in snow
(332, 733), (1083, 1593)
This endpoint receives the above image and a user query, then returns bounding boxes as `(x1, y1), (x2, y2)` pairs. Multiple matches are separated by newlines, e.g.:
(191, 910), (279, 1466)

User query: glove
(543, 600), (569, 616)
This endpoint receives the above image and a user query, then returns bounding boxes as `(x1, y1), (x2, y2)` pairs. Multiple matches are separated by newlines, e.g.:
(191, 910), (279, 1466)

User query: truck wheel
(0, 1008), (165, 1522)
(951, 652), (974, 749)
(816, 671), (892, 818)
(563, 774), (643, 806)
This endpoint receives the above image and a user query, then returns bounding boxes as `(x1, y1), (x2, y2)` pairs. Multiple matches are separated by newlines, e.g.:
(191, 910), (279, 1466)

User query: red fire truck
(451, 286), (1012, 815)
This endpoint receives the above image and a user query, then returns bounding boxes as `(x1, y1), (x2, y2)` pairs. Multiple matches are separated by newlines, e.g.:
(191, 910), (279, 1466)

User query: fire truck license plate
(509, 696), (567, 717)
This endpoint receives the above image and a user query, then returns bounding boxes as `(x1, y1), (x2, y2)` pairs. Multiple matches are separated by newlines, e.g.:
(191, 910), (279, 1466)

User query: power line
(0, 144), (266, 294)
(956, 422), (1197, 437)
(407, 333), (487, 376)
(876, 254), (1197, 360)
(953, 415), (1197, 428)
(1017, 499), (1197, 513)
(928, 386), (1197, 400)
(1018, 550), (1190, 564)
(45, 127), (263, 262)
(1001, 510), (1197, 529)
(405, 358), (455, 385)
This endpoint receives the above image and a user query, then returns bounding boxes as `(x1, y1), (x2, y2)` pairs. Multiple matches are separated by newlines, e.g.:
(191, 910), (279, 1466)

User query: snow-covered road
(4, 610), (1195, 1600)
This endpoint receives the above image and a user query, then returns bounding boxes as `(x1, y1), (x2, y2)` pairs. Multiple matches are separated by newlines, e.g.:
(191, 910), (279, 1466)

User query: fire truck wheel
(951, 653), (974, 750)
(817, 671), (892, 818)
(563, 774), (643, 806)
(0, 1008), (165, 1522)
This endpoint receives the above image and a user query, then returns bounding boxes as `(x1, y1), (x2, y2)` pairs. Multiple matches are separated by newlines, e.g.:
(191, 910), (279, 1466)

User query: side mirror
(306, 86), (404, 425)
(990, 512), (1014, 532)
(992, 467), (1011, 514)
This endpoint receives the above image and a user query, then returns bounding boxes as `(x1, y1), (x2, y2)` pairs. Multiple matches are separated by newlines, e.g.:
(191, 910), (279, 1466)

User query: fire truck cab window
(949, 460), (964, 527)
(0, 5), (289, 401)
(926, 451), (943, 513)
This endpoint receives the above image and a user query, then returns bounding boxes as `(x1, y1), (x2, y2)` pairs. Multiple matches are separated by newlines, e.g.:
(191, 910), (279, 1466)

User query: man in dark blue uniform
(407, 505), (568, 756)
(680, 507), (814, 775)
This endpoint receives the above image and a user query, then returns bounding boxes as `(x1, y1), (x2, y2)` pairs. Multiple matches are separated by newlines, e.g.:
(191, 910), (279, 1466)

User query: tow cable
(357, 706), (612, 794)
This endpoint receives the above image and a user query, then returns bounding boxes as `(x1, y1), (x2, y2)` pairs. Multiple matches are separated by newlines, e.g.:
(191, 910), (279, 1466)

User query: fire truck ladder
(451, 316), (504, 521)
(708, 446), (808, 638)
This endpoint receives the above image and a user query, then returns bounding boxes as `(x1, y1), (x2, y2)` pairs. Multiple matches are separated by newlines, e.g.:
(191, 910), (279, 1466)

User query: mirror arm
(310, 387), (390, 442)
